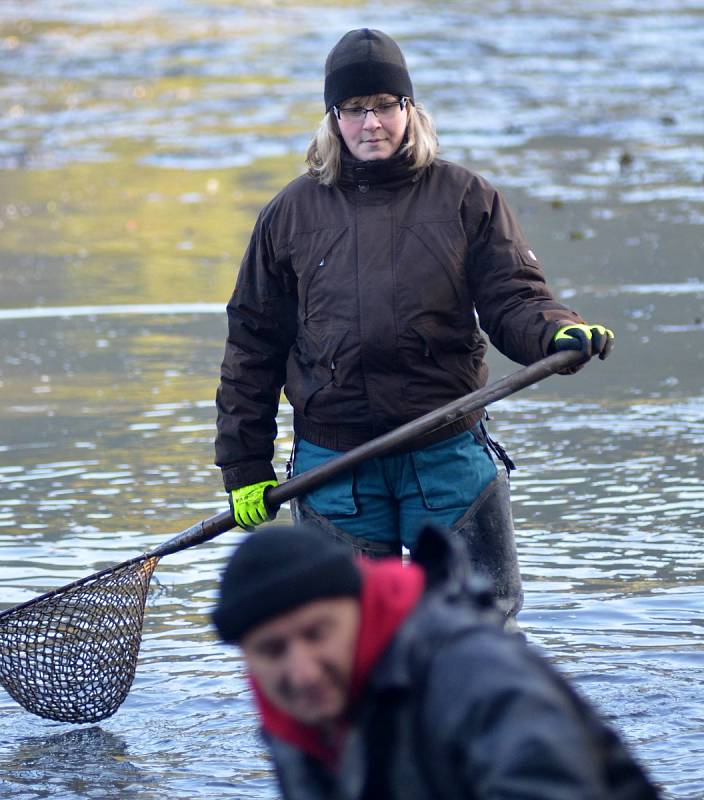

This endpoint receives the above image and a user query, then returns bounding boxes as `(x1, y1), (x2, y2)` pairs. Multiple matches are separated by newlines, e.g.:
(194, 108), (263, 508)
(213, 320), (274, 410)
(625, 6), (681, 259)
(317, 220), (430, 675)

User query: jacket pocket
(292, 227), (348, 319)
(411, 430), (496, 510)
(289, 326), (348, 415)
(404, 220), (468, 306)
(515, 243), (545, 277)
(411, 319), (480, 387)
(293, 439), (357, 516)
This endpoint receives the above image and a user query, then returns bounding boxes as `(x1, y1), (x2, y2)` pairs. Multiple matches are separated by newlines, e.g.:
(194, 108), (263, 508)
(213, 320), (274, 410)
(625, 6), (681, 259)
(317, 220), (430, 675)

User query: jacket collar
(337, 147), (421, 193)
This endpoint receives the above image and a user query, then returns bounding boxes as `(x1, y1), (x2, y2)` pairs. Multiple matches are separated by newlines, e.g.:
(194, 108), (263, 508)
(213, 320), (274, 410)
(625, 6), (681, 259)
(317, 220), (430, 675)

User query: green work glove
(229, 479), (278, 529)
(551, 323), (614, 360)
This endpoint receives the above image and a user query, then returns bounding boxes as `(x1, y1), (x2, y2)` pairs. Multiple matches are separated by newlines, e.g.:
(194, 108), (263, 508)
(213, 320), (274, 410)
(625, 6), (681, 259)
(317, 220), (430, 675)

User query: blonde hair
(306, 98), (439, 187)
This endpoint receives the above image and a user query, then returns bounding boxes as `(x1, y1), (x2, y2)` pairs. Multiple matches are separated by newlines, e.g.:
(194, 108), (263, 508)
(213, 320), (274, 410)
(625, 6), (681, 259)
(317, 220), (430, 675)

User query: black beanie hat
(324, 28), (414, 112)
(212, 524), (362, 643)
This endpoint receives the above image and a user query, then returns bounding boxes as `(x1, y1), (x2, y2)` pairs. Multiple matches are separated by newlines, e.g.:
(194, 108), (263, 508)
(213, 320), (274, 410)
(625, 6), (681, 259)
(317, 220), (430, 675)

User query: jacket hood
(251, 557), (425, 768)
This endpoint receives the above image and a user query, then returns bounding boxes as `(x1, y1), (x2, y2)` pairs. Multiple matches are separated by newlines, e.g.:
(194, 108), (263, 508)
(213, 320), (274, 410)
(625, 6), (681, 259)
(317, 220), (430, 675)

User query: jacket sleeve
(424, 629), (658, 799)
(215, 202), (297, 491)
(463, 182), (584, 365)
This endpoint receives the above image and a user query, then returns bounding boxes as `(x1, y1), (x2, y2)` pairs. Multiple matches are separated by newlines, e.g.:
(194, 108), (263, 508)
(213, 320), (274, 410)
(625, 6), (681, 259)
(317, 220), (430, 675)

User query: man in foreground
(212, 524), (659, 799)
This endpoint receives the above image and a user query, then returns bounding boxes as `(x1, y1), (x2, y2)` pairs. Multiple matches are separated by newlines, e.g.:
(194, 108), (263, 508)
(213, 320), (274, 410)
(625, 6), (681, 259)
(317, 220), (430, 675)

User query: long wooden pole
(151, 349), (584, 559)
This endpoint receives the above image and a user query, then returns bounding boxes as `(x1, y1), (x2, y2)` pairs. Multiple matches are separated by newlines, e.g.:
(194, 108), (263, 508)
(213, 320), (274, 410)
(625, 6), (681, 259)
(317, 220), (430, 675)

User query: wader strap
(285, 437), (296, 480)
(480, 419), (516, 476)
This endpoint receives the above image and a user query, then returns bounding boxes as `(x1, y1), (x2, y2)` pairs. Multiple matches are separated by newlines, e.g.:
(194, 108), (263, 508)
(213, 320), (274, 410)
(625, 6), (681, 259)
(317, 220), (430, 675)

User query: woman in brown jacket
(215, 28), (613, 619)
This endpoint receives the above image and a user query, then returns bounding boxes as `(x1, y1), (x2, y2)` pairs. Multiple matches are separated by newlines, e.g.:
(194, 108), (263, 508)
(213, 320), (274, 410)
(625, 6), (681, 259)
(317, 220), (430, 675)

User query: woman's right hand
(229, 480), (279, 529)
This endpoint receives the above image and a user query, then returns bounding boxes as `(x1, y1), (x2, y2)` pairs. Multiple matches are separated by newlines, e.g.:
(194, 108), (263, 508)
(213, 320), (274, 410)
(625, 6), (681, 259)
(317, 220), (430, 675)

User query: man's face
(241, 597), (360, 727)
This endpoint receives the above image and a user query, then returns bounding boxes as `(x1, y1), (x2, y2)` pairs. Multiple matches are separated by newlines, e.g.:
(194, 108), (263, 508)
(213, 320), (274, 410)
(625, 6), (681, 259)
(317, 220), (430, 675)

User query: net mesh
(0, 556), (158, 723)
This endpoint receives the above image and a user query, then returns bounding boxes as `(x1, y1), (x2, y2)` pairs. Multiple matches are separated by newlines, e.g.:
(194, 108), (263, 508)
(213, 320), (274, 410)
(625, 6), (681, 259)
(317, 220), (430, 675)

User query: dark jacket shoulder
(402, 527), (660, 800)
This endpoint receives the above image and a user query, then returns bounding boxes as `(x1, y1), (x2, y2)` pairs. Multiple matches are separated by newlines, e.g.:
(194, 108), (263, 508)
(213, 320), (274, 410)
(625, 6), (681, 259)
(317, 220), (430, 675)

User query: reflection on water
(1, 727), (149, 799)
(1, 0), (703, 798)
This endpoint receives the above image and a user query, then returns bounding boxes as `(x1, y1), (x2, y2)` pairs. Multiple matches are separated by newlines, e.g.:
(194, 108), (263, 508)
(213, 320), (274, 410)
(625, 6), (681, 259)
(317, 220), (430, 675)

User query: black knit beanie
(212, 524), (362, 643)
(324, 28), (414, 112)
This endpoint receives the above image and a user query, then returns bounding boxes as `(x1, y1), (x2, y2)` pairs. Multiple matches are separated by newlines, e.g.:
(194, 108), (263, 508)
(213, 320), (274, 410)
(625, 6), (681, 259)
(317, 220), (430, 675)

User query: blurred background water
(1, 1), (703, 797)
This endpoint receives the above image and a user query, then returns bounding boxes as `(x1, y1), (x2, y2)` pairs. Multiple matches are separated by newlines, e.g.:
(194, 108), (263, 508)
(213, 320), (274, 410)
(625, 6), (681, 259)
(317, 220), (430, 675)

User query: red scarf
(251, 558), (425, 768)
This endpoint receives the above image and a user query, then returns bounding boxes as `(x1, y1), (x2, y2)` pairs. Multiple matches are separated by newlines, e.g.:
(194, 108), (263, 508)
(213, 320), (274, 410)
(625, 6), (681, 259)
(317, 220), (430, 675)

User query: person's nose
(286, 643), (321, 688)
(362, 109), (382, 130)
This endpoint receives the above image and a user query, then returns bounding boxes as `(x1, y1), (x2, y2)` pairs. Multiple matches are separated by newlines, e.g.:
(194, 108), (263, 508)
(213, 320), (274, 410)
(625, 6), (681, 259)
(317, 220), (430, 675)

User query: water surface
(1, 2), (703, 798)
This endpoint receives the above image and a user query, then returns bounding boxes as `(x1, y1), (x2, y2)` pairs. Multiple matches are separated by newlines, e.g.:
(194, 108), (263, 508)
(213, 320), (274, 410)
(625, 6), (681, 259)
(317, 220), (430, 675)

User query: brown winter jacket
(215, 152), (582, 491)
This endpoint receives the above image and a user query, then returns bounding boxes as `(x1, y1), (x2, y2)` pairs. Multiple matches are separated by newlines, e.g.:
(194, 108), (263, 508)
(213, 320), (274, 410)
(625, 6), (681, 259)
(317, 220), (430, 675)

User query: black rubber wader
(447, 471), (523, 619)
(291, 498), (403, 558)
(291, 470), (523, 619)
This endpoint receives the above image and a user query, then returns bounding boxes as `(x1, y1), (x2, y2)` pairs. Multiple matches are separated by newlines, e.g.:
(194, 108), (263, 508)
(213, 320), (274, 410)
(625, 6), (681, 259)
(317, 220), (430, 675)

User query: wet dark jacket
(265, 529), (661, 800)
(215, 154), (582, 490)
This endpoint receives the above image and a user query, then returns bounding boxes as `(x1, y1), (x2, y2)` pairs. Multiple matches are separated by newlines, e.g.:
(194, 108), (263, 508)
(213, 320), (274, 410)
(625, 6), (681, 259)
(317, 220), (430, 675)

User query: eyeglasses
(334, 97), (408, 122)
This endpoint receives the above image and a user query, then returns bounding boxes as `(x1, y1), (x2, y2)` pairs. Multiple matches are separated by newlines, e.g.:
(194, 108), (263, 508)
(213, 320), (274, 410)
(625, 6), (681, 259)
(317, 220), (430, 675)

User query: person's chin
(360, 143), (391, 160)
(292, 694), (344, 725)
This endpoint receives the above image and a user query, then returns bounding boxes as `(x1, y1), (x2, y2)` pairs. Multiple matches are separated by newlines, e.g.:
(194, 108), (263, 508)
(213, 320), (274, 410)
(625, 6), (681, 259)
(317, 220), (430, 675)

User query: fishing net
(0, 555), (158, 723)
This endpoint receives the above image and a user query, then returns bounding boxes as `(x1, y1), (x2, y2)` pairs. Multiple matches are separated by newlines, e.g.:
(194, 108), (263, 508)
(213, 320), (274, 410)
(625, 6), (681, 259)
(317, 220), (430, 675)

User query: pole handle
(151, 349), (584, 558)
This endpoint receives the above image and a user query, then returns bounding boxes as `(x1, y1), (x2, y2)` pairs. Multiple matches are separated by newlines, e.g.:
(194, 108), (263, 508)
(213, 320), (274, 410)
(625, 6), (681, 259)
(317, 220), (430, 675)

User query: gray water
(1, 1), (703, 798)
